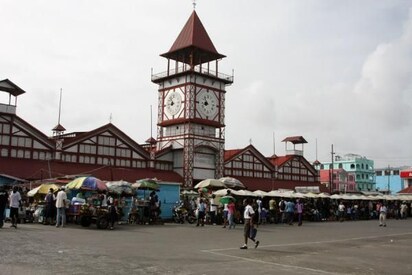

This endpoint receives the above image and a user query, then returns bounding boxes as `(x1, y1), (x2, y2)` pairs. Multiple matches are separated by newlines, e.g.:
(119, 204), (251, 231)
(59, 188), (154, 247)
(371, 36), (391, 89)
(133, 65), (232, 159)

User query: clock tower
(151, 10), (233, 188)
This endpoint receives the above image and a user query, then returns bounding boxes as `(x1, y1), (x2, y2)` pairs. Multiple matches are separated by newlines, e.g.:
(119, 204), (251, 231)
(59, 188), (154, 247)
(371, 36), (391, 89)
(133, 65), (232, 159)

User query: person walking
(209, 195), (217, 225)
(286, 199), (295, 225)
(9, 186), (21, 229)
(55, 187), (67, 227)
(240, 198), (259, 249)
(227, 199), (236, 229)
(196, 198), (206, 227)
(296, 199), (304, 226)
(269, 197), (277, 224)
(338, 201), (345, 222)
(379, 203), (387, 227)
(279, 198), (286, 223)
(44, 188), (56, 225)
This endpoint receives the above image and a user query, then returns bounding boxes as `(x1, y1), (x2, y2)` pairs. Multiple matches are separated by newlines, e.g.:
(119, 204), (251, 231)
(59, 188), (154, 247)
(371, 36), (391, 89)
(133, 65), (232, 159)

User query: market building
(0, 10), (323, 192)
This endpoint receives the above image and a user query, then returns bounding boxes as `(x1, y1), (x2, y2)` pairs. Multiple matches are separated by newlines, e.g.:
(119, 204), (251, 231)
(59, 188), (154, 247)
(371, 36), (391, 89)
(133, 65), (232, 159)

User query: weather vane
(192, 0), (196, 10)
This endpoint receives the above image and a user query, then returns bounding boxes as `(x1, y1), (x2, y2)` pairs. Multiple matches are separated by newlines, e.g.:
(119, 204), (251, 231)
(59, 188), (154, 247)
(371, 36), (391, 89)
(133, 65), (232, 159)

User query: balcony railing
(151, 66), (233, 83)
(0, 103), (16, 114)
(286, 149), (304, 156)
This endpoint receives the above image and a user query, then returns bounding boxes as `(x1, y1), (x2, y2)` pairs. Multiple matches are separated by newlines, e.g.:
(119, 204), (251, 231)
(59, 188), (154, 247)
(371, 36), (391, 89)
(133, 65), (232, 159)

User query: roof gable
(62, 123), (150, 159)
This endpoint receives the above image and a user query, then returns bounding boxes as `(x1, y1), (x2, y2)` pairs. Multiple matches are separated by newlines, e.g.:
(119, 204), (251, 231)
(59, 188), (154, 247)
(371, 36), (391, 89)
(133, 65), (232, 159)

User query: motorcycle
(172, 201), (196, 224)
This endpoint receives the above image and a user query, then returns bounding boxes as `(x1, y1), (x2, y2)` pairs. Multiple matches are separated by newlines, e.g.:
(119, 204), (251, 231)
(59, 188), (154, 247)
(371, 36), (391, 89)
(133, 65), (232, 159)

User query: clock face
(165, 91), (182, 116)
(198, 90), (218, 117)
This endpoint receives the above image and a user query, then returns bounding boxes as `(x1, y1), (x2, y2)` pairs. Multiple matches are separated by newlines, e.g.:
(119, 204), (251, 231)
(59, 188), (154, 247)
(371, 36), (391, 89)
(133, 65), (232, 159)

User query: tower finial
(192, 0), (196, 10)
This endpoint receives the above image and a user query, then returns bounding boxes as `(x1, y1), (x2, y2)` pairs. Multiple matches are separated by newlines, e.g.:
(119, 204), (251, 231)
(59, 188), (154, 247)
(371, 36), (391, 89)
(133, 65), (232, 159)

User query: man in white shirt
(9, 186), (21, 229)
(55, 187), (67, 227)
(240, 198), (260, 249)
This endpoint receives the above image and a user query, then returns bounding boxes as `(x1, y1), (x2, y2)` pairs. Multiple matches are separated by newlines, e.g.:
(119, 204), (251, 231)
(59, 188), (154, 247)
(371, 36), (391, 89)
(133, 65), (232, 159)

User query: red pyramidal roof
(161, 11), (225, 64)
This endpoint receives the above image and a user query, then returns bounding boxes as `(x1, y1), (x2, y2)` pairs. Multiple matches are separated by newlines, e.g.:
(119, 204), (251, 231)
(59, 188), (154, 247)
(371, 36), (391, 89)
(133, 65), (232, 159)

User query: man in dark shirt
(0, 186), (9, 228)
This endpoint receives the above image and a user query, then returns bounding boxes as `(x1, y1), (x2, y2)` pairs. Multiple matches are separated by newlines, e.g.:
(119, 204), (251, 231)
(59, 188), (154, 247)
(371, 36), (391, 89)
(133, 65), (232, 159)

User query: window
(393, 170), (400, 176)
(338, 163), (343, 169)
(350, 164), (355, 169)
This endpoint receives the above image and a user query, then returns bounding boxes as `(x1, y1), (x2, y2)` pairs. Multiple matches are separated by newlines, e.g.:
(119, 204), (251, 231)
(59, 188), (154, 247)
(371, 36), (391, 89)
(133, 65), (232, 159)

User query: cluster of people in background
(180, 192), (412, 229)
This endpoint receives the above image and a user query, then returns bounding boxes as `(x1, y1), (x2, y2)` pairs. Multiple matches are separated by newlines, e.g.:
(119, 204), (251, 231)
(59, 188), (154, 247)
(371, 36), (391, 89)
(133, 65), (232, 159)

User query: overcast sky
(1, 0), (411, 169)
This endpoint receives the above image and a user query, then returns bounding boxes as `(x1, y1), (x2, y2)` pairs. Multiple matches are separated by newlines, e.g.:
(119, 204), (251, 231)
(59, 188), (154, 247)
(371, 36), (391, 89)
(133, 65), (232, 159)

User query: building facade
(374, 166), (405, 194)
(0, 10), (323, 192)
(316, 153), (375, 192)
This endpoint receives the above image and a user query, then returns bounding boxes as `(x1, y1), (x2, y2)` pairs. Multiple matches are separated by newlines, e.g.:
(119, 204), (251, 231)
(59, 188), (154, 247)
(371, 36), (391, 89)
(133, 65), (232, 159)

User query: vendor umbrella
(65, 176), (107, 191)
(27, 183), (61, 197)
(106, 180), (133, 195)
(194, 179), (226, 190)
(219, 177), (245, 190)
(220, 195), (236, 204)
(132, 178), (159, 191)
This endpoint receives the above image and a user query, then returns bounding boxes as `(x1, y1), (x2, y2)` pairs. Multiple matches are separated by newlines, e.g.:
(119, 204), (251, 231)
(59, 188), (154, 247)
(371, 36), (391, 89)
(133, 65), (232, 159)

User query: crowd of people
(180, 192), (412, 230)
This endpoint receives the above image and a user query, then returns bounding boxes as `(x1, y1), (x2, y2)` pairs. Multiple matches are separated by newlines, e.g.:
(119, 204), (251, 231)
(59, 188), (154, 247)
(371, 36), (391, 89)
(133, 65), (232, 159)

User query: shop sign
(400, 171), (412, 178)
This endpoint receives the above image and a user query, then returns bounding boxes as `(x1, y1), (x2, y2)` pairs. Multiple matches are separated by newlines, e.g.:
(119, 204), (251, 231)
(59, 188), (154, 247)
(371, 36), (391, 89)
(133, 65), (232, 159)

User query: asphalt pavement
(1, 218), (411, 275)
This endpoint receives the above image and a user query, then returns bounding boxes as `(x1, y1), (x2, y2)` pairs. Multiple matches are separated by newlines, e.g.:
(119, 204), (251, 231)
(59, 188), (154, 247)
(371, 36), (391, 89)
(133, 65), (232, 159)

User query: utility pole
(330, 144), (335, 193)
(387, 165), (391, 194)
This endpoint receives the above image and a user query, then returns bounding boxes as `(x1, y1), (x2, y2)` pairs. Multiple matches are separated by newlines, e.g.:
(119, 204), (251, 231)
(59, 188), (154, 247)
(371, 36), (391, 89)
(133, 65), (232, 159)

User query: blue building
(375, 166), (408, 194)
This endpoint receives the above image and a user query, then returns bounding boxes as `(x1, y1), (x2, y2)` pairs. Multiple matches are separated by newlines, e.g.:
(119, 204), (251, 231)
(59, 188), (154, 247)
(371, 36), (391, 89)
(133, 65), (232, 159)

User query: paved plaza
(1, 219), (411, 275)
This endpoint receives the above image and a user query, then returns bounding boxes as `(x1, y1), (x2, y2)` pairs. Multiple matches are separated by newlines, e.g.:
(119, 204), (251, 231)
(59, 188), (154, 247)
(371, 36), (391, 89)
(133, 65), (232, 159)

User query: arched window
(350, 164), (355, 169)
(338, 163), (343, 169)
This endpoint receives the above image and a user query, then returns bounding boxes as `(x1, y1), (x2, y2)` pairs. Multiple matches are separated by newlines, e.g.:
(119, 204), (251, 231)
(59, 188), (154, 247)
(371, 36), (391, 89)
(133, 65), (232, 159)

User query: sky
(1, 0), (411, 169)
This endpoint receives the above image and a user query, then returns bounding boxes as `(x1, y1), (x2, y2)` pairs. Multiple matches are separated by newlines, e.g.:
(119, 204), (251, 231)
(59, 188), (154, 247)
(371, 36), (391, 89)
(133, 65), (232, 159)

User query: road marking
(201, 231), (412, 275)
(202, 250), (339, 274)
(203, 231), (412, 252)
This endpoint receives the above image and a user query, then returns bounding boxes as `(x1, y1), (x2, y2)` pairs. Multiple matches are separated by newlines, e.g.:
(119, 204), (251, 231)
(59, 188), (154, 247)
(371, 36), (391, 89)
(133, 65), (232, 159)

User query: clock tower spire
(152, 10), (233, 188)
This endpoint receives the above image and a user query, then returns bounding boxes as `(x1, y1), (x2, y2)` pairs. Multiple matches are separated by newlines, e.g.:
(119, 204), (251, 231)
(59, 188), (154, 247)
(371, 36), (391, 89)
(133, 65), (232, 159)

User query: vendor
(100, 190), (108, 207)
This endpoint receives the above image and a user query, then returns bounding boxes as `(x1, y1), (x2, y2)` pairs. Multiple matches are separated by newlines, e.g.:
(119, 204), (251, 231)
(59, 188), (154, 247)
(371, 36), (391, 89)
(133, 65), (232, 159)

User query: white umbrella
(291, 192), (305, 199)
(318, 193), (330, 198)
(219, 177), (246, 190)
(213, 188), (237, 196)
(266, 190), (283, 197)
(235, 190), (256, 197)
(253, 190), (267, 197)
(330, 194), (342, 200)
(303, 192), (318, 198)
(194, 179), (226, 190)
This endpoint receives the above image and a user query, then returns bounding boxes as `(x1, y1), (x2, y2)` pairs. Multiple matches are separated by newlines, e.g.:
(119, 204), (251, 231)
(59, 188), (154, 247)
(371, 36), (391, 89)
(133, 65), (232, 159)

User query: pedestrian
(338, 201), (345, 222)
(379, 203), (387, 227)
(209, 194), (217, 225)
(256, 196), (262, 225)
(279, 198), (286, 223)
(296, 199), (304, 226)
(286, 199), (295, 225)
(227, 199), (236, 229)
(108, 196), (117, 230)
(0, 186), (9, 228)
(269, 197), (277, 223)
(55, 187), (67, 227)
(196, 198), (206, 226)
(240, 198), (259, 249)
(9, 186), (22, 229)
(400, 202), (408, 219)
(44, 188), (56, 225)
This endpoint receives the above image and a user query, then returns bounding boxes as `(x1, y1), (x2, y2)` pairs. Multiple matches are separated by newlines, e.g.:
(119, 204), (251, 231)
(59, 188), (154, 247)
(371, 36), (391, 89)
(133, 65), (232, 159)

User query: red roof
(398, 186), (412, 194)
(0, 157), (183, 183)
(161, 11), (225, 64)
(268, 155), (293, 166)
(224, 149), (242, 161)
